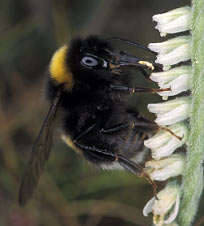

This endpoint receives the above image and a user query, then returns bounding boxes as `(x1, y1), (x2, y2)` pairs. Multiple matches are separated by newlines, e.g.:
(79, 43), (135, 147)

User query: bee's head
(49, 36), (117, 90)
(49, 35), (159, 91)
(66, 36), (116, 82)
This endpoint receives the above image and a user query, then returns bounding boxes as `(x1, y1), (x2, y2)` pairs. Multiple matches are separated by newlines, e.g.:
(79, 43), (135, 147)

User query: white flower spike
(144, 154), (185, 181)
(143, 182), (180, 226)
(145, 4), (193, 226)
(153, 6), (191, 37)
(144, 123), (187, 159)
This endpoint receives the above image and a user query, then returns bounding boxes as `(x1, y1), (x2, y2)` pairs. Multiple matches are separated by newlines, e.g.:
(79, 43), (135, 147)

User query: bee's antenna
(106, 37), (155, 54)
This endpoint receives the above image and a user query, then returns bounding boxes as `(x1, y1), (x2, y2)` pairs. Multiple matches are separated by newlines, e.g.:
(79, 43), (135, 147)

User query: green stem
(178, 1), (204, 225)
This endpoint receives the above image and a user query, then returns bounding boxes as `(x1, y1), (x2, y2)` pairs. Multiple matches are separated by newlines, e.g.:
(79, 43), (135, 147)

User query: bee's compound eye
(81, 56), (98, 67)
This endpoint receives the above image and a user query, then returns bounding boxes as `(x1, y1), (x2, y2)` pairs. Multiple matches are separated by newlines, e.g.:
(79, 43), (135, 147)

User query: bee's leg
(75, 143), (145, 173)
(133, 121), (182, 140)
(100, 122), (157, 134)
(74, 142), (158, 198)
(159, 126), (183, 140)
(73, 122), (97, 142)
(117, 155), (158, 198)
(74, 119), (130, 142)
(117, 154), (142, 175)
(132, 87), (171, 93)
(132, 121), (158, 131)
(98, 105), (181, 141)
(100, 123), (130, 134)
(74, 142), (116, 162)
(73, 118), (129, 142)
(110, 84), (170, 94)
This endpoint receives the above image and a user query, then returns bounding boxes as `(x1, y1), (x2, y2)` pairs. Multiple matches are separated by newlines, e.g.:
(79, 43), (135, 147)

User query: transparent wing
(18, 94), (61, 206)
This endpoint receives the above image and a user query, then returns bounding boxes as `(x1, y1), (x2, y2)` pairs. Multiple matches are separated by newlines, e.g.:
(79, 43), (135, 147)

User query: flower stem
(178, 1), (204, 225)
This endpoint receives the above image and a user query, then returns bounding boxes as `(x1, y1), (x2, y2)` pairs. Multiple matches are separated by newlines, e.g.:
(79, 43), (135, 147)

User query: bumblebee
(18, 35), (169, 206)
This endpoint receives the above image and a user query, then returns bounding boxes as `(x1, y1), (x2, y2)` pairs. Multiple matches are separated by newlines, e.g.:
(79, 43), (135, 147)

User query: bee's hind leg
(117, 154), (158, 199)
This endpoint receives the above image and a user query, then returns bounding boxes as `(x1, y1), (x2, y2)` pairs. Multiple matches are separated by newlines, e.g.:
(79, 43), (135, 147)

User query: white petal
(148, 36), (191, 54)
(143, 183), (180, 226)
(153, 6), (191, 24)
(164, 194), (180, 224)
(155, 102), (190, 125)
(155, 14), (190, 35)
(145, 123), (187, 159)
(143, 196), (156, 216)
(158, 73), (192, 96)
(148, 97), (189, 114)
(145, 154), (185, 181)
(144, 131), (171, 149)
(155, 43), (191, 66)
(148, 97), (190, 126)
(151, 138), (183, 159)
(149, 156), (185, 181)
(153, 6), (191, 36)
(153, 183), (180, 215)
(150, 66), (192, 84)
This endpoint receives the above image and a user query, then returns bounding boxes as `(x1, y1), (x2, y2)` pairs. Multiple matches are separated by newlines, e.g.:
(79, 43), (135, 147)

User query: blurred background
(1, 1), (203, 226)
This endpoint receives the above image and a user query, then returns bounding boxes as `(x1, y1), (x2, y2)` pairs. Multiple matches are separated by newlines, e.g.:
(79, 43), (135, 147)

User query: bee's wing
(18, 94), (61, 206)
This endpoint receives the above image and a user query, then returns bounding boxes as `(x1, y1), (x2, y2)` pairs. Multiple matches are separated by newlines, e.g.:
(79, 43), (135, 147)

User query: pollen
(49, 45), (74, 91)
(138, 61), (155, 71)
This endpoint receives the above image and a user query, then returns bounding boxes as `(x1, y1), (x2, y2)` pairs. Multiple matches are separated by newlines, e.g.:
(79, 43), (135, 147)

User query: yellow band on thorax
(61, 134), (82, 153)
(49, 45), (74, 91)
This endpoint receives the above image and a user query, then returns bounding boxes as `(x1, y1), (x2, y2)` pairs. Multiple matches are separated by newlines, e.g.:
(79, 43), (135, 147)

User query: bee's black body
(19, 35), (160, 206)
(47, 36), (155, 167)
